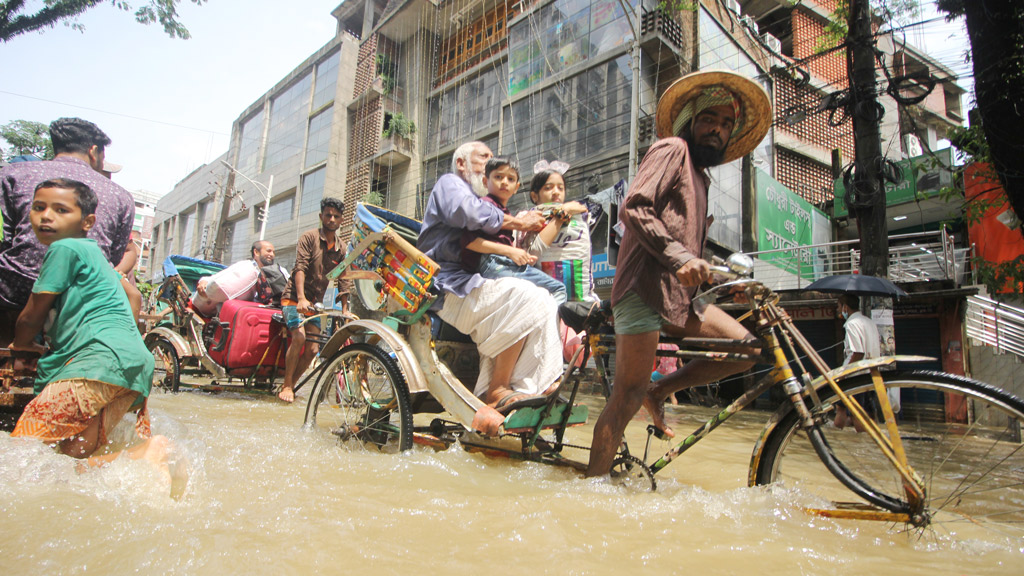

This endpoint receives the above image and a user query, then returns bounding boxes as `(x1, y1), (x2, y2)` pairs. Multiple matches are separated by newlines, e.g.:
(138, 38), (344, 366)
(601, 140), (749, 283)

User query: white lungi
(438, 277), (562, 398)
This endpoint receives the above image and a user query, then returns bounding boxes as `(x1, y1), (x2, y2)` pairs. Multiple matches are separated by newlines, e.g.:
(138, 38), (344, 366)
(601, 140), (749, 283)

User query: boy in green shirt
(11, 178), (170, 472)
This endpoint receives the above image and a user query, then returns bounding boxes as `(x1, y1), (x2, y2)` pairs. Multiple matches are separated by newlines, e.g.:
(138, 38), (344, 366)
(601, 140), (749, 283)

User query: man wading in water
(586, 70), (772, 477)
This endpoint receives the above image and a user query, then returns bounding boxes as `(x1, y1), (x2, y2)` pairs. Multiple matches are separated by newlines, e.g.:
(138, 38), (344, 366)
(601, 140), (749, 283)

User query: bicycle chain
(428, 418), (594, 453)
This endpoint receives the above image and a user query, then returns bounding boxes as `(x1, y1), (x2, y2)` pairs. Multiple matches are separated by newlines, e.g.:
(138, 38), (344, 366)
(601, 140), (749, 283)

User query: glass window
(305, 106), (333, 168)
(502, 55), (631, 175)
(264, 74), (313, 171)
(507, 0), (634, 96)
(589, 18), (632, 56)
(227, 217), (252, 265)
(299, 167), (326, 215)
(266, 195), (295, 229)
(424, 64), (506, 156)
(311, 52), (340, 111)
(180, 211), (196, 257)
(236, 110), (264, 177)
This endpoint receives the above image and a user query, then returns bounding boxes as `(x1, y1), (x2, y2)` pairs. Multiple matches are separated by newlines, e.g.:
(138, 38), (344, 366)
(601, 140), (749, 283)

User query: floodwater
(2, 390), (1021, 575)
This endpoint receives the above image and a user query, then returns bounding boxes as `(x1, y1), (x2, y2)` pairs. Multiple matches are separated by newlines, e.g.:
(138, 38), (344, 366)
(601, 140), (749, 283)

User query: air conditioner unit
(903, 134), (923, 158)
(724, 0), (742, 16)
(761, 32), (781, 54)
(739, 15), (758, 36)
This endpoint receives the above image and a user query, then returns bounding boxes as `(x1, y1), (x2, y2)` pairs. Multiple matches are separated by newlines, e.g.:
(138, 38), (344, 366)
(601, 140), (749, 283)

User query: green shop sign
(756, 169), (827, 279)
(833, 148), (953, 218)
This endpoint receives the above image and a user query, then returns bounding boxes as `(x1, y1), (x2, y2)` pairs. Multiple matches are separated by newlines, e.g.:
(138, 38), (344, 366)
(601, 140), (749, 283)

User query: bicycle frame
(588, 289), (929, 523)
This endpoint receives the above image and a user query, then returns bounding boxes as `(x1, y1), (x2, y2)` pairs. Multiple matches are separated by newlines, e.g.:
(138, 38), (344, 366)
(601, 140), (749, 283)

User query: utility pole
(848, 0), (887, 279)
(847, 0), (895, 353)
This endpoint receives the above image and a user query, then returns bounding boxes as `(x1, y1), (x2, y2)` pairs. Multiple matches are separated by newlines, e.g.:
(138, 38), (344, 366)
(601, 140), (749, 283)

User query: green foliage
(362, 190), (385, 206)
(375, 53), (397, 95)
(816, 1), (921, 53)
(655, 0), (698, 12)
(382, 112), (416, 140)
(0, 120), (53, 160)
(972, 256), (1024, 295)
(136, 274), (156, 301)
(0, 0), (206, 43)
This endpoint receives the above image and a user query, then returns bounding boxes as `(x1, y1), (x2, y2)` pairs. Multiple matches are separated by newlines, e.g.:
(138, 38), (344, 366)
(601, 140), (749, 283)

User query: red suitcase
(208, 300), (288, 377)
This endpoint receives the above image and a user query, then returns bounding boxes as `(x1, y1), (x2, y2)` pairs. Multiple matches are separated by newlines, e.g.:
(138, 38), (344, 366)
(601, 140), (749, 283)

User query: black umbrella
(804, 274), (908, 297)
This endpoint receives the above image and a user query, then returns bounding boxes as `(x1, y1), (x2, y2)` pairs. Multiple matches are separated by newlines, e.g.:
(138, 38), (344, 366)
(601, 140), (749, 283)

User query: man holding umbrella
(833, 293), (900, 428)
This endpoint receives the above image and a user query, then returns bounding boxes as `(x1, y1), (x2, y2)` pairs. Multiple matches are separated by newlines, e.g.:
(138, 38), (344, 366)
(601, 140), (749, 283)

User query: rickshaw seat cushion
(427, 311), (474, 344)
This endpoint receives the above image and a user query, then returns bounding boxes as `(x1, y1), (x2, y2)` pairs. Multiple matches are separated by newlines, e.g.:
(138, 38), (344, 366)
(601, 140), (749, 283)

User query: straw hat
(655, 69), (772, 164)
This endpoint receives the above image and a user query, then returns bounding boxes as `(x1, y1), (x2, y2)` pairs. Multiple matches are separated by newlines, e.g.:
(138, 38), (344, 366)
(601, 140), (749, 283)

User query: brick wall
(354, 35), (379, 99)
(775, 76), (856, 159)
(777, 147), (835, 206)
(791, 8), (847, 89)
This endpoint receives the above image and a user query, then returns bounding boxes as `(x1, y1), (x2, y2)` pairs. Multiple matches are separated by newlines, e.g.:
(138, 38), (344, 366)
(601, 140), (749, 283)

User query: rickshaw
(144, 254), (349, 395)
(303, 202), (1024, 540)
(0, 349), (38, 431)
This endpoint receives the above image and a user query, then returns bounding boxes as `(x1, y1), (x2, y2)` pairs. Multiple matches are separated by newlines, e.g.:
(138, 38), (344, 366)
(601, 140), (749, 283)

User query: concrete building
(151, 19), (360, 275)
(152, 0), (963, 277)
(128, 187), (162, 275)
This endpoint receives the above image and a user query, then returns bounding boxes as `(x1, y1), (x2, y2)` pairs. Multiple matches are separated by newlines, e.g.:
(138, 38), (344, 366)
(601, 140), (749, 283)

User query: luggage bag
(209, 300), (287, 377)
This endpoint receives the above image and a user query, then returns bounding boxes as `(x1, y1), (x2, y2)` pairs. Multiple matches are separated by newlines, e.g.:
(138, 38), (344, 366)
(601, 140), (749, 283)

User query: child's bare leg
(59, 416), (103, 458)
(85, 435), (176, 487)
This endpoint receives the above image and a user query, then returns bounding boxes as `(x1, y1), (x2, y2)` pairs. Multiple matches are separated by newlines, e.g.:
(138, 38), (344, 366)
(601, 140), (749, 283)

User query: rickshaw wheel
(147, 338), (180, 393)
(610, 455), (656, 492)
(304, 342), (413, 453)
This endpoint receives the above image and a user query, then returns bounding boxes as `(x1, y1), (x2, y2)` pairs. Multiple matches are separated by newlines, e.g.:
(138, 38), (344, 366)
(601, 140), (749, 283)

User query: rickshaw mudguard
(746, 354), (935, 488)
(144, 327), (193, 360)
(319, 319), (431, 396)
(321, 318), (501, 434)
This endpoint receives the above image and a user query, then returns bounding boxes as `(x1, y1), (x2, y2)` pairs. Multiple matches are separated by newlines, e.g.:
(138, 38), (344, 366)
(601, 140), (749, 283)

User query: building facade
(151, 0), (964, 290)
(151, 25), (360, 275)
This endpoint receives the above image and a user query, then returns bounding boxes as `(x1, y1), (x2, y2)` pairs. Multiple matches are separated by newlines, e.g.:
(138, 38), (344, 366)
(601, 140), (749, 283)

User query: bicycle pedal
(646, 424), (670, 441)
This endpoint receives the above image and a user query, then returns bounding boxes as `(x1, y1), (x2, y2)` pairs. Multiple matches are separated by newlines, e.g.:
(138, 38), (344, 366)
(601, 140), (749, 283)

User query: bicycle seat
(559, 299), (612, 334)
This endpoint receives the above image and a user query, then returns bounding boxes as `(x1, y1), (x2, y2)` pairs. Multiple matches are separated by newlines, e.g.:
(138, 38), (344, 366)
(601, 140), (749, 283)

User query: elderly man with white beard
(418, 141), (563, 432)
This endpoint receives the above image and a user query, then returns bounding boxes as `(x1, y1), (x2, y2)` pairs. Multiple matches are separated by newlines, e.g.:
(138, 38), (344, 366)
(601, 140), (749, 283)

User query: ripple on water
(1, 392), (1021, 574)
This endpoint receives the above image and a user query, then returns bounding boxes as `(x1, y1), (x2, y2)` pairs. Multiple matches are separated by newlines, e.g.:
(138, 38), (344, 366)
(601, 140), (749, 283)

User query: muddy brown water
(2, 390), (1020, 574)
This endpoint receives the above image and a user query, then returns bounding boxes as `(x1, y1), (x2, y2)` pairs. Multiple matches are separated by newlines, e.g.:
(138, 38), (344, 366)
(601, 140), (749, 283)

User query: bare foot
(542, 379), (561, 396)
(124, 435), (172, 485)
(485, 387), (515, 409)
(834, 405), (849, 429)
(278, 386), (295, 403)
(642, 393), (675, 438)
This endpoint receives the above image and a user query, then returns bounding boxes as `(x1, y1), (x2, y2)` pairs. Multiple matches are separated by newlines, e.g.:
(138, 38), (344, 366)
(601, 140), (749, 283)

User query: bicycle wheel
(754, 370), (1024, 542)
(148, 338), (180, 393)
(303, 342), (413, 453)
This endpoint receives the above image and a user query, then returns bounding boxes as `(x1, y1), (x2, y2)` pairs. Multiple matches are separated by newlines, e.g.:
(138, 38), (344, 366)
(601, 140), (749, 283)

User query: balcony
(372, 134), (414, 167)
(745, 228), (970, 293)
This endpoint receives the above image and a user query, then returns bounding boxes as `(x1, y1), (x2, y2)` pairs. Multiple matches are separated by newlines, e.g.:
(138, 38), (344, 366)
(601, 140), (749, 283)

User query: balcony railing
(966, 295), (1024, 359)
(745, 228), (969, 292)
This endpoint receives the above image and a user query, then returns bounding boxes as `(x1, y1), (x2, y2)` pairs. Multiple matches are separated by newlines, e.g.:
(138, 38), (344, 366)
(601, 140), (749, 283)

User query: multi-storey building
(151, 27), (360, 273)
(149, 1), (973, 380)
(153, 0), (962, 278)
(129, 187), (162, 275)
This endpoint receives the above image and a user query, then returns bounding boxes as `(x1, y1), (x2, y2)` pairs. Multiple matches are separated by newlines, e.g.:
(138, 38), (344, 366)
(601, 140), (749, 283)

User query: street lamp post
(221, 160), (274, 241)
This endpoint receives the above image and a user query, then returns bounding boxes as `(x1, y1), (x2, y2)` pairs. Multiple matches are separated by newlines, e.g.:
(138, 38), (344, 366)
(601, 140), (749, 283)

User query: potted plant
(382, 112), (416, 140)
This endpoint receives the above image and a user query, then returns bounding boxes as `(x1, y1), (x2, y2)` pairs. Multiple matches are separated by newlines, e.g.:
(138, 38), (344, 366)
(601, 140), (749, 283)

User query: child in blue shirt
(459, 158), (567, 304)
